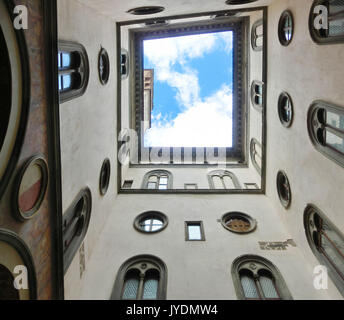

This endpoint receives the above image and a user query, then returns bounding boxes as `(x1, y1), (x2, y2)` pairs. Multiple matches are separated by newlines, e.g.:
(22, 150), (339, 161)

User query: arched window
(250, 138), (262, 175)
(309, 0), (344, 44)
(304, 204), (344, 296)
(251, 19), (263, 51)
(308, 100), (344, 168)
(208, 170), (241, 189)
(58, 41), (89, 103)
(111, 255), (167, 300)
(251, 80), (264, 111)
(121, 48), (129, 79)
(62, 188), (92, 274)
(232, 255), (293, 300)
(142, 170), (172, 190)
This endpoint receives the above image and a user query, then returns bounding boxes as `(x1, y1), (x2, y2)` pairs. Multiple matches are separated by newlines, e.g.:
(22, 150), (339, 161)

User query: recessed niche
(278, 92), (293, 128)
(221, 212), (257, 234)
(127, 6), (165, 15)
(12, 156), (49, 221)
(276, 170), (291, 209)
(98, 47), (110, 85)
(99, 158), (111, 196)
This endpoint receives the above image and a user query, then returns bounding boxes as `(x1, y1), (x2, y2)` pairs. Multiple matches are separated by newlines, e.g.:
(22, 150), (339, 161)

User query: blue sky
(143, 31), (234, 147)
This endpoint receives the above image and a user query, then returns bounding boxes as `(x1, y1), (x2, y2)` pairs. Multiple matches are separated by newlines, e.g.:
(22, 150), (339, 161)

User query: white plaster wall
(73, 194), (330, 300)
(266, 0), (344, 299)
(57, 0), (118, 299)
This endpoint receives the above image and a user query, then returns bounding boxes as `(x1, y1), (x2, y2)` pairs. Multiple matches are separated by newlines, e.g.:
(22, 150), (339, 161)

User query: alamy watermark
(13, 5), (28, 30)
(118, 125), (228, 166)
(313, 265), (328, 290)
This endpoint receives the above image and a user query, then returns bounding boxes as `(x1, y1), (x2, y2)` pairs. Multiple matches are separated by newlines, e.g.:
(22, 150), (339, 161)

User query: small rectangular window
(245, 183), (259, 189)
(123, 180), (133, 189)
(185, 221), (205, 241)
(184, 184), (198, 190)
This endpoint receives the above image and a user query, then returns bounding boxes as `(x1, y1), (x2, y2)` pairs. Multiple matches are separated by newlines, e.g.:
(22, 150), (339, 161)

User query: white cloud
(145, 85), (233, 147)
(143, 31), (233, 147)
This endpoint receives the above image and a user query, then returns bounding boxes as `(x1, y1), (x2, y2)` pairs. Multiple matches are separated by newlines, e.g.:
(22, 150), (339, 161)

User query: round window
(278, 92), (293, 127)
(278, 10), (294, 46)
(99, 158), (111, 196)
(13, 156), (49, 221)
(98, 48), (110, 85)
(127, 6), (165, 15)
(134, 211), (168, 234)
(276, 170), (291, 209)
(221, 212), (257, 234)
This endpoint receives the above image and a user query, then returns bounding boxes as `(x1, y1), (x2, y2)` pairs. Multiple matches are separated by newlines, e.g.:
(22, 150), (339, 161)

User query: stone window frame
(129, 17), (248, 164)
(304, 204), (344, 296)
(307, 100), (344, 169)
(250, 138), (262, 176)
(141, 170), (173, 190)
(251, 19), (263, 51)
(58, 40), (89, 104)
(185, 221), (206, 241)
(134, 211), (169, 234)
(221, 212), (257, 234)
(110, 254), (167, 300)
(207, 170), (242, 189)
(309, 0), (344, 44)
(231, 254), (293, 300)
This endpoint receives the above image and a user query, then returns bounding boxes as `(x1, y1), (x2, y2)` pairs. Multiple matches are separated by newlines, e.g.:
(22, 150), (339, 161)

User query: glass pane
(142, 278), (158, 299)
(148, 182), (157, 189)
(321, 222), (344, 278)
(212, 176), (223, 189)
(326, 130), (344, 153)
(159, 177), (168, 185)
(58, 75), (62, 91)
(329, 0), (344, 36)
(188, 225), (202, 240)
(326, 111), (344, 131)
(61, 52), (71, 68)
(148, 175), (158, 183)
(259, 275), (280, 299)
(256, 24), (263, 36)
(58, 53), (62, 69)
(62, 74), (72, 90)
(256, 36), (263, 47)
(122, 277), (139, 299)
(151, 219), (163, 231)
(223, 175), (235, 189)
(240, 275), (260, 299)
(158, 184), (167, 190)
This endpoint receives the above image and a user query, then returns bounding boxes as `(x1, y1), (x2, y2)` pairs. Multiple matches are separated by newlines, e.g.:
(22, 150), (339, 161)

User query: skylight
(143, 31), (234, 148)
